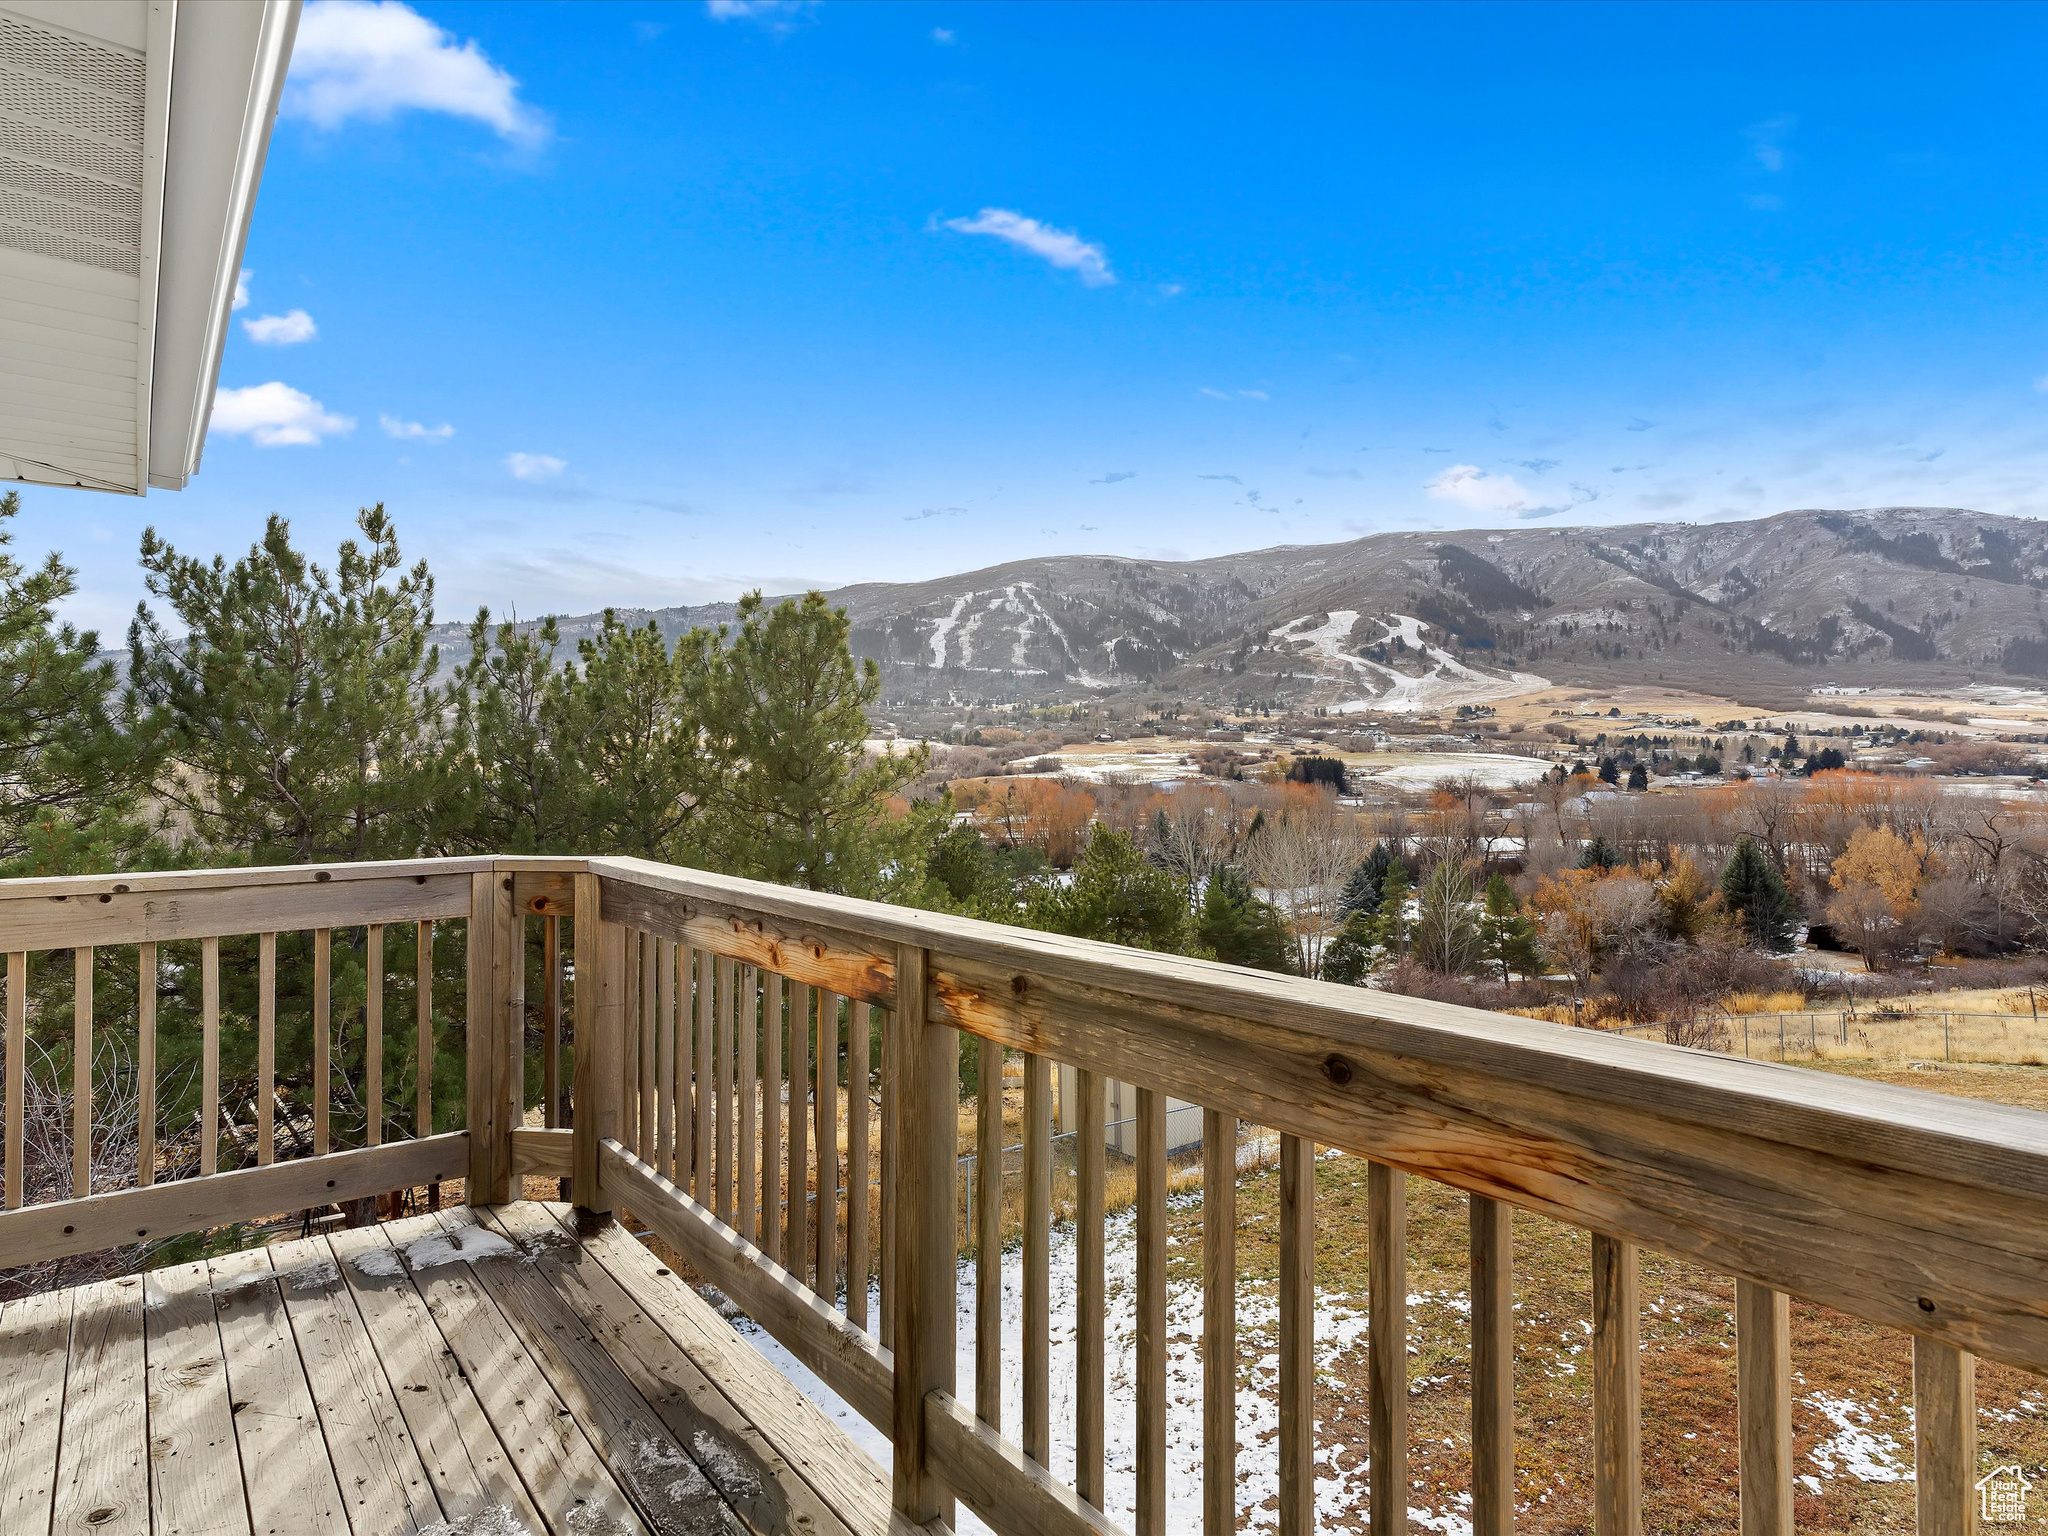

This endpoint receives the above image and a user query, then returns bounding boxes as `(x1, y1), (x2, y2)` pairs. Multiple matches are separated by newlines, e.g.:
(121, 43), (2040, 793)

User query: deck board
(0, 1284), (73, 1533)
(1, 1203), (891, 1536)
(387, 1213), (655, 1536)
(328, 1218), (551, 1535)
(267, 1234), (442, 1534)
(490, 1200), (860, 1536)
(437, 1206), (741, 1536)
(52, 1273), (149, 1536)
(144, 1260), (252, 1536)
(209, 1245), (350, 1535)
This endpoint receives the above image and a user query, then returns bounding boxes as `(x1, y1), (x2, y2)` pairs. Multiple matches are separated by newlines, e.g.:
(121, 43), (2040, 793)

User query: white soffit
(0, 0), (298, 495)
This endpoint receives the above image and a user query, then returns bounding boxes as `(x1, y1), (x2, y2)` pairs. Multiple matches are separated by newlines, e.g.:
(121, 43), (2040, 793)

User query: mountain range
(434, 507), (2048, 720)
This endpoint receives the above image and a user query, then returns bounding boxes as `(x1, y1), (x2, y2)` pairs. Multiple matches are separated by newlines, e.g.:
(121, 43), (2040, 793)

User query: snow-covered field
(1017, 746), (1552, 792)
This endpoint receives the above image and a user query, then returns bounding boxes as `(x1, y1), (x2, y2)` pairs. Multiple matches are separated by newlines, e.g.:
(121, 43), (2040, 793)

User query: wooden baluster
(1736, 1280), (1792, 1536)
(365, 926), (383, 1148)
(975, 1037), (1002, 1429)
(1076, 1067), (1106, 1508)
(1025, 1051), (1052, 1464)
(72, 944), (92, 1197)
(1137, 1087), (1169, 1536)
(5, 951), (23, 1207)
(656, 937), (677, 1178)
(639, 932), (658, 1159)
(879, 1000), (896, 1351)
(847, 1003), (874, 1330)
(788, 980), (810, 1276)
(716, 957), (736, 1225)
(621, 931), (642, 1160)
(1279, 1133), (1314, 1536)
(1203, 1106), (1236, 1536)
(739, 965), (760, 1243)
(762, 972), (784, 1263)
(257, 932), (277, 1165)
(1592, 1234), (1642, 1536)
(416, 920), (433, 1138)
(201, 936), (220, 1176)
(1372, 1162), (1411, 1536)
(1914, 1338), (1977, 1536)
(817, 990), (840, 1299)
(313, 927), (331, 1157)
(673, 947), (692, 1192)
(694, 949), (714, 1204)
(467, 870), (519, 1205)
(1471, 1195), (1515, 1536)
(138, 942), (158, 1186)
(542, 915), (561, 1131)
(888, 943), (955, 1528)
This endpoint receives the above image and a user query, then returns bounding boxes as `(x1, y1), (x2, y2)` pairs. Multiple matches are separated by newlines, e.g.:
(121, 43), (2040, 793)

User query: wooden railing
(5, 853), (2047, 1536)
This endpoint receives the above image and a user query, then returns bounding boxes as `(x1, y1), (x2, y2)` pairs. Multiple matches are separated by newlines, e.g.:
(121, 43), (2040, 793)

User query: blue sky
(24, 0), (2048, 635)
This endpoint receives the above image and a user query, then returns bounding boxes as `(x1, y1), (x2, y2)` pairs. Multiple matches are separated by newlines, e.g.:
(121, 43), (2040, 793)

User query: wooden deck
(0, 1202), (891, 1536)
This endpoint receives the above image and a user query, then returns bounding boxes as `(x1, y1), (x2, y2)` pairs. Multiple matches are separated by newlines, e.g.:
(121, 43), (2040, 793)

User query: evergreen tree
(1478, 873), (1544, 983)
(444, 612), (577, 853)
(0, 491), (155, 873)
(1719, 836), (1797, 951)
(1627, 762), (1650, 791)
(1339, 842), (1395, 919)
(706, 591), (929, 893)
(129, 507), (445, 863)
(1579, 835), (1620, 870)
(1025, 825), (1188, 951)
(1375, 857), (1413, 956)
(555, 611), (719, 860)
(1598, 757), (1620, 785)
(1319, 909), (1381, 985)
(1195, 865), (1293, 972)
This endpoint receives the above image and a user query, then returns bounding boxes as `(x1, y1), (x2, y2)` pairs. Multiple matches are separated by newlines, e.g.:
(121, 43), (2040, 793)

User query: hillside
(430, 507), (2048, 719)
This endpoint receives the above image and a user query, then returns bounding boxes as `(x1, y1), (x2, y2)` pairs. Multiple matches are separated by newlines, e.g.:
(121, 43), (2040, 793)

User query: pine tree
(0, 491), (155, 873)
(1195, 865), (1294, 972)
(1375, 857), (1413, 956)
(1627, 762), (1650, 791)
(1339, 842), (1395, 919)
(1720, 836), (1797, 951)
(445, 612), (577, 853)
(1025, 825), (1188, 951)
(1579, 835), (1620, 870)
(1478, 873), (1544, 983)
(1319, 910), (1381, 985)
(555, 610), (719, 860)
(129, 507), (445, 863)
(706, 591), (929, 893)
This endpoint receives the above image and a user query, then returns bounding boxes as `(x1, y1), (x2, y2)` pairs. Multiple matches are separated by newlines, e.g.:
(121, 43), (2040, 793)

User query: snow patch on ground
(929, 592), (975, 667)
(1803, 1392), (1911, 1483)
(419, 1508), (534, 1536)
(1273, 612), (1549, 715)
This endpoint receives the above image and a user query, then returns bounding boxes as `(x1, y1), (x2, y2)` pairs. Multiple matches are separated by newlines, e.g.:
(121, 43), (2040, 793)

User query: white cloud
(2033, 373), (2048, 394)
(1425, 463), (1537, 515)
(706, 0), (807, 25)
(505, 452), (565, 480)
(233, 269), (250, 310)
(242, 309), (317, 345)
(210, 383), (355, 446)
(1198, 386), (1267, 401)
(943, 207), (1114, 287)
(1745, 114), (1795, 173)
(932, 26), (955, 43)
(286, 0), (547, 143)
(380, 413), (453, 440)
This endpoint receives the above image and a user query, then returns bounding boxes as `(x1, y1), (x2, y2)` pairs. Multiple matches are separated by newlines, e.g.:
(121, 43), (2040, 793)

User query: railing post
(468, 871), (522, 1206)
(889, 943), (956, 1528)
(571, 871), (625, 1215)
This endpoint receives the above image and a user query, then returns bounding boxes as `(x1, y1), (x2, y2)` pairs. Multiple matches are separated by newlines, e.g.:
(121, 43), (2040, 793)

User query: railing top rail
(0, 853), (590, 907)
(588, 856), (2048, 1178)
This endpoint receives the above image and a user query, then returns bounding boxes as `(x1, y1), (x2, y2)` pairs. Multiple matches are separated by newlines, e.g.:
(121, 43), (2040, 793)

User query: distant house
(1978, 1465), (2032, 1525)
